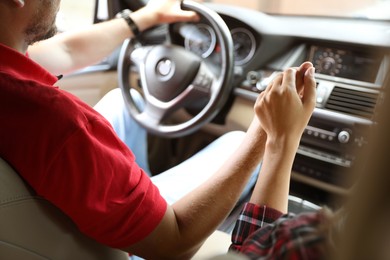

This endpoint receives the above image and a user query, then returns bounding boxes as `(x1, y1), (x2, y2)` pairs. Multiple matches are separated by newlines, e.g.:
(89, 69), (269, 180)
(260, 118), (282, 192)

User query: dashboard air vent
(325, 87), (378, 119)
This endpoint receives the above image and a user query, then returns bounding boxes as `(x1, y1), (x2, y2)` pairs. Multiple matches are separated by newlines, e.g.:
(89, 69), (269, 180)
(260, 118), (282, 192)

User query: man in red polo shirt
(0, 0), (268, 258)
(0, 0), (316, 259)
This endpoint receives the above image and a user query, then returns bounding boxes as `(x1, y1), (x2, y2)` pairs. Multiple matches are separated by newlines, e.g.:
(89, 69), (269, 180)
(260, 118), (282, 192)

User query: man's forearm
(29, 1), (198, 76)
(124, 119), (266, 259)
(29, 17), (133, 75)
(169, 120), (267, 256)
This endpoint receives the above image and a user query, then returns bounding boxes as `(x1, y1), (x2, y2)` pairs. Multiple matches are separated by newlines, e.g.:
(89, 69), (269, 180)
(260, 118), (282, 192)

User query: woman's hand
(254, 62), (317, 145)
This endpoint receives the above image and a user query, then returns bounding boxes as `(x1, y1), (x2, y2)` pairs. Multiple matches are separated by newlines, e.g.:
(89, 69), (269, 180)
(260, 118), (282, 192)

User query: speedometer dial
(184, 24), (217, 59)
(231, 28), (256, 65)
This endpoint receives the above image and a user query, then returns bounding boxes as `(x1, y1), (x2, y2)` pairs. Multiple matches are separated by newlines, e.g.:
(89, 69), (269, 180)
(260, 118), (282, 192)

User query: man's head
(0, 0), (61, 52)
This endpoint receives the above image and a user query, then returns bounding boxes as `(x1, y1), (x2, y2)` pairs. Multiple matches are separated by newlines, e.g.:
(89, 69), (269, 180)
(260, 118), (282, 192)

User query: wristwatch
(116, 9), (140, 37)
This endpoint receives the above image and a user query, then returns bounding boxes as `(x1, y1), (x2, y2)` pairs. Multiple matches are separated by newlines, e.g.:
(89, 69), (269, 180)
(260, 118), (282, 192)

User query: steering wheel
(118, 0), (234, 138)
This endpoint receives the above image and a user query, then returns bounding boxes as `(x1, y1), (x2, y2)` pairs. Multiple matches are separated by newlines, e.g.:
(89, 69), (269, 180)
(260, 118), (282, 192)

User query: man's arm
(28, 0), (198, 75)
(123, 118), (267, 259)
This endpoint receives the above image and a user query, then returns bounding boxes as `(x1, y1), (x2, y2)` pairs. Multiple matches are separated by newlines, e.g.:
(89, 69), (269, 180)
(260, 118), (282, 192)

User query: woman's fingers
(282, 68), (297, 89)
(296, 62), (314, 94)
(302, 67), (317, 110)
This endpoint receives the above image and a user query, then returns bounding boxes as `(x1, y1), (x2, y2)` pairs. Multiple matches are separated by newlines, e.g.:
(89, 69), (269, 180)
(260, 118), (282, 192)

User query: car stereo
(294, 107), (372, 188)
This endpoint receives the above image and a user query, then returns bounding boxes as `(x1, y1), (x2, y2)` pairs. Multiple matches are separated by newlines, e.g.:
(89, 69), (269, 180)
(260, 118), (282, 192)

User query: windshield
(209, 0), (390, 20)
(58, 0), (390, 32)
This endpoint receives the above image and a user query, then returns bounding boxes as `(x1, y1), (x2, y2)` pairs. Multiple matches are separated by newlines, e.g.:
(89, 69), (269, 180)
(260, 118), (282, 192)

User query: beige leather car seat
(0, 157), (128, 260)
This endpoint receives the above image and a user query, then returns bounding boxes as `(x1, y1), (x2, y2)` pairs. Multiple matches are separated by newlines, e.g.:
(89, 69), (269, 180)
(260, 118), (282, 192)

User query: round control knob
(247, 71), (260, 86)
(338, 130), (351, 144)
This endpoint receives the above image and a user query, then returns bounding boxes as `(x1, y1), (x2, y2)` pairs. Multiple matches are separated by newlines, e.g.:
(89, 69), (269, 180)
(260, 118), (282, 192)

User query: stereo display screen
(308, 45), (382, 83)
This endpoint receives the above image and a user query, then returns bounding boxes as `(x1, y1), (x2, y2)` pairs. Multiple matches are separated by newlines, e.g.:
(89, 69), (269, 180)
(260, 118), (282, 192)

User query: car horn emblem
(157, 59), (174, 77)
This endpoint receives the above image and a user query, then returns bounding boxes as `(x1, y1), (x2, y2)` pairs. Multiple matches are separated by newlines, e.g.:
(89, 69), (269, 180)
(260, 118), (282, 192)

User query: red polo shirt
(0, 43), (167, 248)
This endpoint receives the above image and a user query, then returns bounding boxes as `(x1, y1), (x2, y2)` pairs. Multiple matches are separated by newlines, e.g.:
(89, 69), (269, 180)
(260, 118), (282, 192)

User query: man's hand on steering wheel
(133, 0), (200, 32)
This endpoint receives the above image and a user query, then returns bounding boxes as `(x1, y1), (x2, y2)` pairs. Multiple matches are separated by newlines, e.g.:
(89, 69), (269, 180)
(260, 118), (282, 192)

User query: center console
(235, 43), (388, 194)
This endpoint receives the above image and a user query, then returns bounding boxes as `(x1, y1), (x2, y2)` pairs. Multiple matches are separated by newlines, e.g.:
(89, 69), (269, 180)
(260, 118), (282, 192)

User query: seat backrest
(0, 157), (128, 260)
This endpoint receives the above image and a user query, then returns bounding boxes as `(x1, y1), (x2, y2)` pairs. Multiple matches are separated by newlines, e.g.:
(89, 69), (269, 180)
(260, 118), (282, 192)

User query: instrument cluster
(180, 23), (257, 66)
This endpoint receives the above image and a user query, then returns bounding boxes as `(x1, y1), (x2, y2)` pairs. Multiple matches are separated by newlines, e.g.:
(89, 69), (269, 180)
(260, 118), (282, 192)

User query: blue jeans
(94, 89), (259, 206)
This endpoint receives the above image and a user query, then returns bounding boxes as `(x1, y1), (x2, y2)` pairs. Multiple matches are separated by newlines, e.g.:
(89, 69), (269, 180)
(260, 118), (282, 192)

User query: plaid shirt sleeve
(229, 203), (328, 260)
(229, 203), (284, 251)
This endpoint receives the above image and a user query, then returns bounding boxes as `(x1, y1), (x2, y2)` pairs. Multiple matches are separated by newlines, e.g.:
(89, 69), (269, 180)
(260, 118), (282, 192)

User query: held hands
(255, 62), (317, 144)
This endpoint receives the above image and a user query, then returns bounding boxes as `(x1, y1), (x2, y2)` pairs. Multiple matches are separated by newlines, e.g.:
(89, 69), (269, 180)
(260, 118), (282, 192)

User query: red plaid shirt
(229, 203), (329, 259)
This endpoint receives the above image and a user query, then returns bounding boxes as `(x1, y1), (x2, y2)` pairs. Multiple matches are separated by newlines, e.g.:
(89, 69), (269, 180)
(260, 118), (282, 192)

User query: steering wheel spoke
(136, 106), (164, 128)
(130, 45), (153, 69)
(191, 61), (217, 96)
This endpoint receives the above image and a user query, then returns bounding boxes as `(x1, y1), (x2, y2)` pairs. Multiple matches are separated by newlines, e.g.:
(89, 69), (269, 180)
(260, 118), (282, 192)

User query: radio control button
(338, 130), (351, 144)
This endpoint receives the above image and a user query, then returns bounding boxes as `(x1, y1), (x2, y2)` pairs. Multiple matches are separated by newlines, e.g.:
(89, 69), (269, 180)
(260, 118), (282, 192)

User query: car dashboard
(166, 3), (390, 205)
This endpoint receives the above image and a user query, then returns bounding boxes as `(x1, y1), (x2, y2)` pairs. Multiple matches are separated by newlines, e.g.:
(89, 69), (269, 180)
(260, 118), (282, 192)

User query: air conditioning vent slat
(326, 98), (376, 111)
(325, 104), (373, 118)
(329, 94), (377, 105)
(331, 87), (377, 97)
(325, 86), (378, 119)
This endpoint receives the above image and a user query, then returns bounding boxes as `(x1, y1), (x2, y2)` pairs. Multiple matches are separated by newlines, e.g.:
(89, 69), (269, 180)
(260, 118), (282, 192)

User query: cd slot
(297, 145), (351, 167)
(293, 152), (348, 187)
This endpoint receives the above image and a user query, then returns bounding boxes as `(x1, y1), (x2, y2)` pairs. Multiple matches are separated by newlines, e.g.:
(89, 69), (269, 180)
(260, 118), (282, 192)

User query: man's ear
(13, 0), (25, 8)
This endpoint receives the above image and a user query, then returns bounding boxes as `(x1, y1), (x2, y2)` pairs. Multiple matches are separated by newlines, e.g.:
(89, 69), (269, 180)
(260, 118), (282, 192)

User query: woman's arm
(28, 0), (198, 75)
(250, 62), (317, 213)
